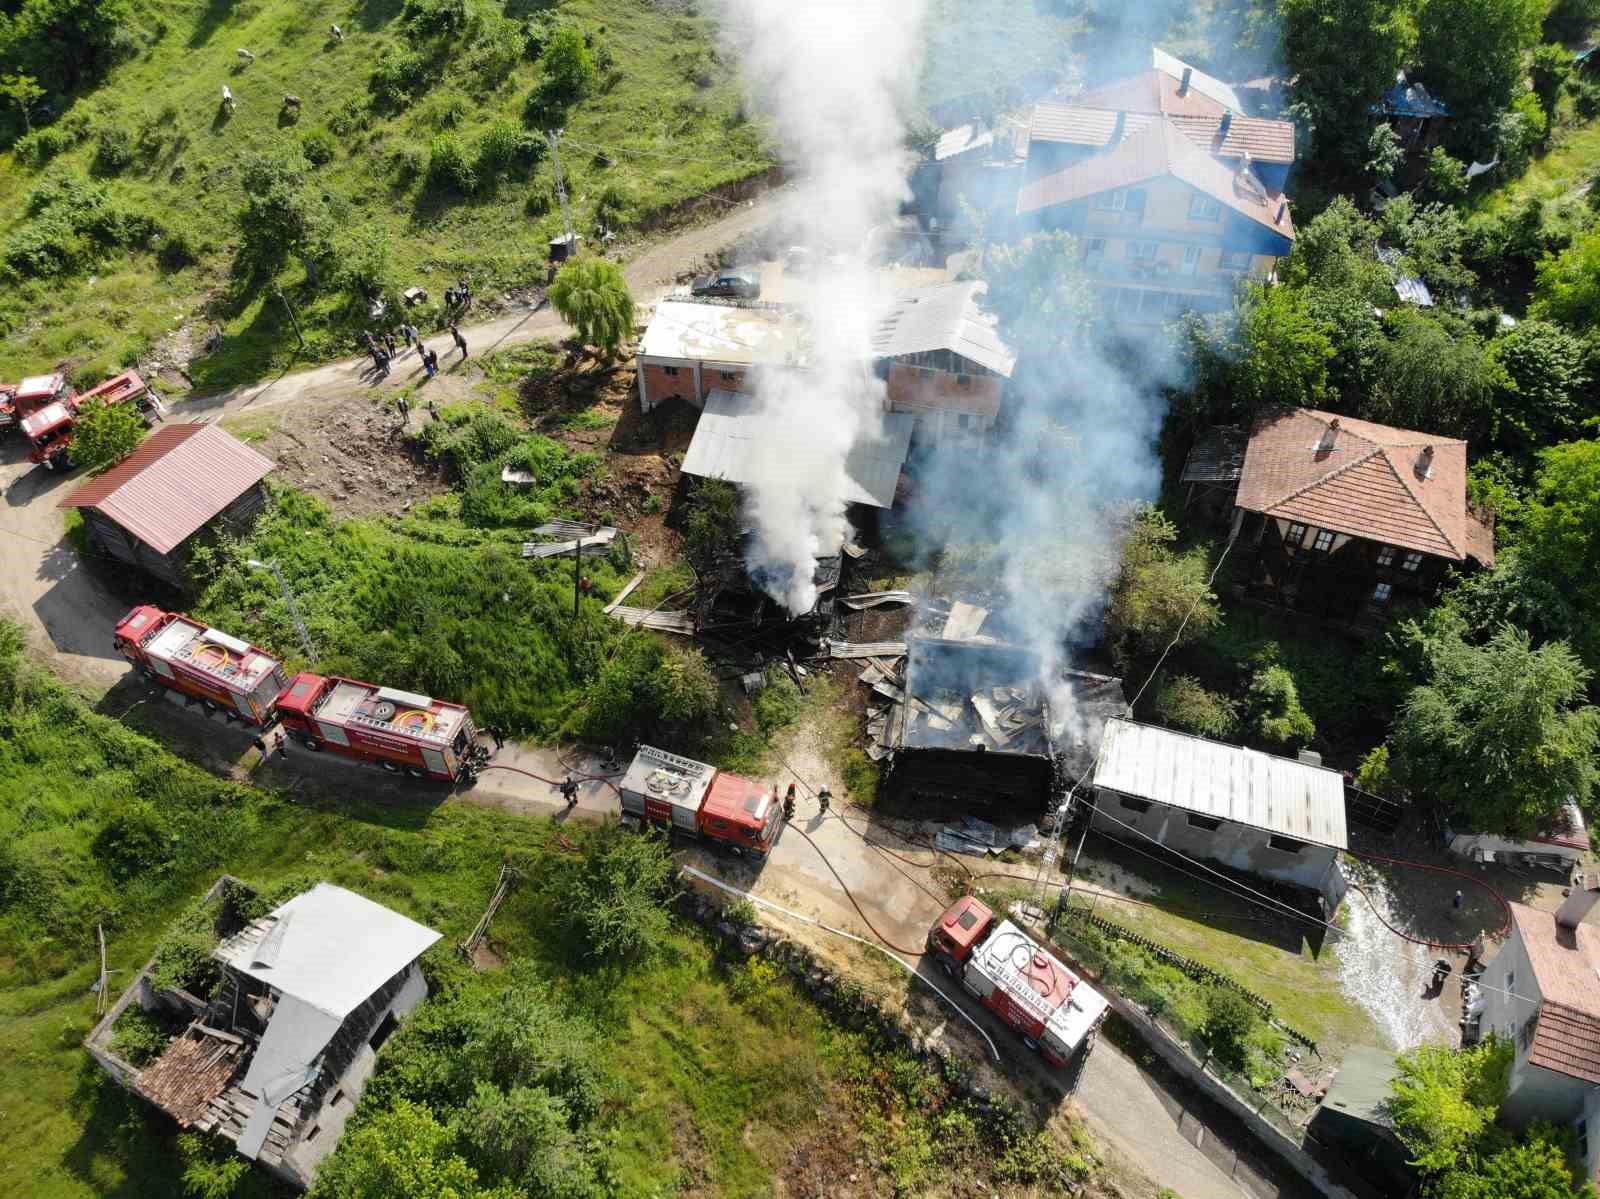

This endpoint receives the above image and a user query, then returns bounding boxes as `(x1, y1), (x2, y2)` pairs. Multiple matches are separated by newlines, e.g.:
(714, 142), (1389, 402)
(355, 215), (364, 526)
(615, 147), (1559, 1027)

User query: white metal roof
(619, 745), (717, 813)
(870, 281), (1016, 378)
(680, 390), (914, 509)
(639, 299), (807, 366)
(1152, 47), (1245, 114)
(1092, 718), (1348, 849)
(215, 883), (441, 1018)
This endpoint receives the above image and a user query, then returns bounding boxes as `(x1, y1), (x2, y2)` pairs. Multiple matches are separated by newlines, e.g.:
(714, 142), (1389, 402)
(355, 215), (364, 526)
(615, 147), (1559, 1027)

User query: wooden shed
(59, 423), (274, 587)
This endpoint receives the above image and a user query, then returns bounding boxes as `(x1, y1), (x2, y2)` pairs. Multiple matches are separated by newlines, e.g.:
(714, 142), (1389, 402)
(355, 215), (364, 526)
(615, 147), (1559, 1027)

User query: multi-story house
(1183, 408), (1495, 633)
(1479, 887), (1600, 1188)
(1012, 51), (1297, 323)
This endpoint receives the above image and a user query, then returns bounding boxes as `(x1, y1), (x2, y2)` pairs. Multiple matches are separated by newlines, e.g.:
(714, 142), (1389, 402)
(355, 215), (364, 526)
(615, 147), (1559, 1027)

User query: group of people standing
(361, 280), (476, 379)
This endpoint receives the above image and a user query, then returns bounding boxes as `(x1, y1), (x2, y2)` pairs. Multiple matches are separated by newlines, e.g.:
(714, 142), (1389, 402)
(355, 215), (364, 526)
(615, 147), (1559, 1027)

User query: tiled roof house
(1185, 408), (1494, 633)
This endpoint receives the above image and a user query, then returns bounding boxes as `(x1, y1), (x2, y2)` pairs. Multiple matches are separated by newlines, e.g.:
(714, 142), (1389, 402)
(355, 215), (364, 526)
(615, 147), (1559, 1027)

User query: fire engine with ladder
(618, 745), (783, 857)
(16, 370), (162, 469)
(928, 894), (1108, 1068)
(113, 606), (485, 783)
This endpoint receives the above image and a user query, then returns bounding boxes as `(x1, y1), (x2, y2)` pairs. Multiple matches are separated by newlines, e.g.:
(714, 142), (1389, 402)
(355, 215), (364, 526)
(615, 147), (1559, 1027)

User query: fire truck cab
(13, 372), (73, 418)
(619, 745), (782, 857)
(115, 606), (288, 725)
(21, 400), (77, 469)
(928, 896), (1109, 1068)
(273, 673), (477, 782)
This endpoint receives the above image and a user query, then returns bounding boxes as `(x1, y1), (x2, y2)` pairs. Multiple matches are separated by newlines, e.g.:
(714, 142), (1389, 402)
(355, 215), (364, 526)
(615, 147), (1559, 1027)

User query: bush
(369, 48), (433, 111)
(474, 119), (532, 174)
(752, 673), (805, 734)
(1201, 987), (1258, 1072)
(110, 1008), (170, 1066)
(1246, 664), (1316, 746)
(91, 124), (135, 174)
(299, 126), (337, 166)
(403, 0), (472, 35)
(149, 927), (220, 996)
(576, 634), (717, 742)
(92, 797), (171, 880)
(70, 396), (146, 472)
(425, 132), (476, 193)
(12, 122), (81, 167)
(1151, 675), (1239, 738)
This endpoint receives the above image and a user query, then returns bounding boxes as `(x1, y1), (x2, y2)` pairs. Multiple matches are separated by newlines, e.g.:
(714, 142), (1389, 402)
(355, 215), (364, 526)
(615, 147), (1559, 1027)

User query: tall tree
(1388, 621), (1600, 834)
(548, 257), (635, 362)
(1519, 441), (1600, 666)
(1389, 1039), (1511, 1174)
(1281, 0), (1413, 166)
(0, 72), (44, 132)
(235, 147), (333, 285)
(69, 398), (145, 472)
(1366, 310), (1504, 441)
(1105, 507), (1220, 666)
(1435, 1125), (1596, 1199)
(1490, 320), (1594, 448)
(1416, 0), (1544, 137)
(976, 231), (1096, 360)
(1532, 225), (1600, 328)
(310, 1099), (501, 1199)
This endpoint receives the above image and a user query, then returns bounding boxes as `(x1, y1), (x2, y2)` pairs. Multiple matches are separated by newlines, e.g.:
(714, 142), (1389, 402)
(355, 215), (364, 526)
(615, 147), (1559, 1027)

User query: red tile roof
(59, 422), (274, 554)
(1016, 118), (1295, 242)
(1510, 904), (1600, 1083)
(1234, 409), (1493, 565)
(1029, 103), (1294, 165)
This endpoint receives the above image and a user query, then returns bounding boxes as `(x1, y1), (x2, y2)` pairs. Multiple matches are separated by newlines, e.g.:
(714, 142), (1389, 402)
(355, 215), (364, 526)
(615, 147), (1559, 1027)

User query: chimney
(1219, 110), (1233, 137)
(1417, 444), (1435, 479)
(1316, 417), (1340, 455)
(1180, 66), (1193, 96)
(1276, 199), (1288, 225)
(1556, 875), (1600, 932)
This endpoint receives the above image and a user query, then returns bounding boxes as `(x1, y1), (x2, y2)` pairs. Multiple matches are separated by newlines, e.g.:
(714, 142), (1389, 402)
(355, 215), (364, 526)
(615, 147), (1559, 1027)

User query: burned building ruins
(881, 637), (1128, 811)
(87, 878), (440, 1190)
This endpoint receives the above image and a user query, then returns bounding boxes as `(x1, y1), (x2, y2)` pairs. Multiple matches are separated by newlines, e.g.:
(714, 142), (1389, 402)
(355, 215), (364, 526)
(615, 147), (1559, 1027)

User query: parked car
(691, 270), (760, 299)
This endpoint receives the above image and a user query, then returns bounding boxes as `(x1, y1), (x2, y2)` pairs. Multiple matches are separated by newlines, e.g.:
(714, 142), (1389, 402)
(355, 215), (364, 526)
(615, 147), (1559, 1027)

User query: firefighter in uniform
(559, 775), (580, 809)
(783, 782), (797, 823)
(816, 786), (831, 816)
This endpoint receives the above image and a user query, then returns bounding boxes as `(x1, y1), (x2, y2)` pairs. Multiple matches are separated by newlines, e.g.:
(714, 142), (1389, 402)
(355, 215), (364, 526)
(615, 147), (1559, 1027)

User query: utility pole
(247, 558), (317, 665)
(274, 286), (306, 352)
(573, 538), (583, 620)
(546, 129), (576, 256)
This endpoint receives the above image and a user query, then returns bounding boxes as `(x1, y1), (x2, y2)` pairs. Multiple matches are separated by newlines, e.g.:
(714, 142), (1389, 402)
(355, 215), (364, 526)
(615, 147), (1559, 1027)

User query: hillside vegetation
(0, 0), (769, 390)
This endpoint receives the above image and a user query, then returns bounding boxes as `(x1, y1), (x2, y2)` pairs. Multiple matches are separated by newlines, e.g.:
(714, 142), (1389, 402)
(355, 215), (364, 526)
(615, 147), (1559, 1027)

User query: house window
(1189, 195), (1221, 221)
(1373, 582), (1393, 605)
(956, 413), (975, 430)
(1520, 1015), (1537, 1050)
(1085, 238), (1106, 272)
(1187, 813), (1223, 831)
(1284, 522), (1307, 547)
(1376, 545), (1396, 568)
(1312, 530), (1335, 552)
(956, 373), (971, 388)
(662, 365), (680, 377)
(720, 371), (737, 382)
(331, 1089), (345, 1107)
(1126, 240), (1159, 262)
(1578, 1119), (1589, 1160)
(369, 1011), (399, 1051)
(1118, 795), (1152, 814)
(1095, 188), (1129, 212)
(305, 1124), (322, 1142)
(1221, 250), (1252, 271)
(1506, 969), (1515, 993)
(1179, 245), (1203, 277)
(1269, 834), (1307, 854)
(1401, 551), (1424, 573)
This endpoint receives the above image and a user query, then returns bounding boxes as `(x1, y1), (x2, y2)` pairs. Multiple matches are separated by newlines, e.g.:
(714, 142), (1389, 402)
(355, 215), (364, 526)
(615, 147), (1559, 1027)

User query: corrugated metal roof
(1092, 718), (1349, 849)
(680, 390), (913, 509)
(870, 281), (1016, 378)
(1016, 118), (1294, 246)
(58, 423), (274, 554)
(1029, 103), (1293, 165)
(1152, 47), (1246, 114)
(936, 122), (995, 161)
(638, 299), (807, 366)
(1320, 1045), (1401, 1126)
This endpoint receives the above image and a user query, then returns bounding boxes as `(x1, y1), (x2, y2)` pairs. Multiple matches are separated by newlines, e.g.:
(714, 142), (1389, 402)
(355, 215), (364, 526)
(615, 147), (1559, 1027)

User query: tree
(1367, 310), (1504, 441)
(1105, 507), (1220, 666)
(1531, 44), (1573, 123)
(1423, 147), (1469, 202)
(1389, 621), (1600, 834)
(1281, 0), (1412, 165)
(235, 147), (333, 284)
(1435, 1124), (1596, 1199)
(0, 73), (44, 132)
(1280, 198), (1390, 300)
(548, 257), (635, 362)
(977, 231), (1096, 359)
(1229, 283), (1335, 415)
(454, 1082), (598, 1198)
(1416, 0), (1544, 136)
(683, 478), (739, 576)
(1519, 441), (1600, 665)
(1490, 320), (1594, 447)
(310, 1099), (500, 1199)
(69, 397), (145, 472)
(1378, 196), (1476, 292)
(1532, 225), (1600, 327)
(1389, 1038), (1511, 1174)
(1546, 0), (1600, 41)
(1152, 675), (1240, 739)
(1246, 664), (1316, 746)
(1365, 123), (1405, 184)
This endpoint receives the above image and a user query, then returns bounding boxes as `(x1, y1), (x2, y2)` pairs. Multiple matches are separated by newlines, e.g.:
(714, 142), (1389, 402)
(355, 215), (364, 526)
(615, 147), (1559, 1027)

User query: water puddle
(1336, 876), (1454, 1050)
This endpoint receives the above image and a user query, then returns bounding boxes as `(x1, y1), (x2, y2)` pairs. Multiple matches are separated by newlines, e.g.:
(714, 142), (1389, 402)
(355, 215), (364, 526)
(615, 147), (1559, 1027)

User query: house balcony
(1086, 260), (1249, 291)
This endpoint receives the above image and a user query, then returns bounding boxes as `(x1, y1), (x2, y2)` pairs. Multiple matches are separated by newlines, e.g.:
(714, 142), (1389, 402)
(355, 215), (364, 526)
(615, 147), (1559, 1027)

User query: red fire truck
(619, 745), (783, 857)
(927, 895), (1108, 1067)
(114, 606), (289, 725)
(114, 607), (485, 783)
(274, 673), (479, 782)
(3, 372), (71, 438)
(22, 370), (160, 469)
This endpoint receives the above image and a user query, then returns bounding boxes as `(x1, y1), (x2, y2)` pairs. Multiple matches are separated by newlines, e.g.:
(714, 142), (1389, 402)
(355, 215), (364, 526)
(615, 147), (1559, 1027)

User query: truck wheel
(380, 759), (400, 773)
(405, 766), (425, 780)
(938, 958), (958, 979)
(1022, 1035), (1041, 1055)
(303, 737), (322, 752)
(201, 699), (218, 715)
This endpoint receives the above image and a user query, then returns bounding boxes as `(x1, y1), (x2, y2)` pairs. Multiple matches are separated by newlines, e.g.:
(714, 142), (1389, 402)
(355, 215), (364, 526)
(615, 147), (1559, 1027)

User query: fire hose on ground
(1344, 849), (1513, 952)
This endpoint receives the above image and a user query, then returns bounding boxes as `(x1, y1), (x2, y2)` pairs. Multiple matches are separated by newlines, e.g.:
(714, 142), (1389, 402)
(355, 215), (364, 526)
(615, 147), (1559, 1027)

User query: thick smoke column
(720, 0), (928, 613)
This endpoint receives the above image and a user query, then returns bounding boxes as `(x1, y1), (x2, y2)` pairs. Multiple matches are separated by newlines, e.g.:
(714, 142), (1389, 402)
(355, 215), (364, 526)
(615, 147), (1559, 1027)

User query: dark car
(691, 271), (760, 299)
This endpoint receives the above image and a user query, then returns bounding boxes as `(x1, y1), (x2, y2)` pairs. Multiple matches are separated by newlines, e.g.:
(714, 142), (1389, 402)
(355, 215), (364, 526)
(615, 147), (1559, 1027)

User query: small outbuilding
(59, 423), (274, 587)
(1089, 718), (1348, 913)
(1310, 1045), (1417, 1193)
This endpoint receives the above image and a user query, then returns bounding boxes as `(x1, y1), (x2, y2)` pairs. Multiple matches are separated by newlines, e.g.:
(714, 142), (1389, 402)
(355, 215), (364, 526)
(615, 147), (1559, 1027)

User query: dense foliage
(1105, 507), (1220, 666)
(548, 256), (635, 361)
(69, 395), (145, 471)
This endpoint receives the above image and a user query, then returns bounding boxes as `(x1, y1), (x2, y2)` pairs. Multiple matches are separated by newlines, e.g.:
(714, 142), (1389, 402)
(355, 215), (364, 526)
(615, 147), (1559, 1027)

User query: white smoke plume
(718, 0), (929, 613)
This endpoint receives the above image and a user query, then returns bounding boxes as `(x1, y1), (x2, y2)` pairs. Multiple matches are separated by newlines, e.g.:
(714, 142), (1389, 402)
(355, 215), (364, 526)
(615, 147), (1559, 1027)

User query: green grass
(0, 0), (770, 390)
(1468, 108), (1600, 220)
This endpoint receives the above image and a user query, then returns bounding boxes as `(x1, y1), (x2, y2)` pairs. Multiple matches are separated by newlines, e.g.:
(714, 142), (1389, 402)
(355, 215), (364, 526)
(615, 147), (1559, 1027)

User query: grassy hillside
(0, 0), (769, 390)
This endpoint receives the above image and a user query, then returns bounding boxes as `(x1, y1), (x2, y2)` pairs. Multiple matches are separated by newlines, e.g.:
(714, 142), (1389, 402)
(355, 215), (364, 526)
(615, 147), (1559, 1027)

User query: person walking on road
(450, 323), (468, 360)
(421, 345), (439, 378)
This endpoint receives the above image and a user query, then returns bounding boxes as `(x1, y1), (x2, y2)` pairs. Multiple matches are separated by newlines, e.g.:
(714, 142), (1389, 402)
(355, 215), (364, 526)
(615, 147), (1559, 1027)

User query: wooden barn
(59, 423), (274, 587)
